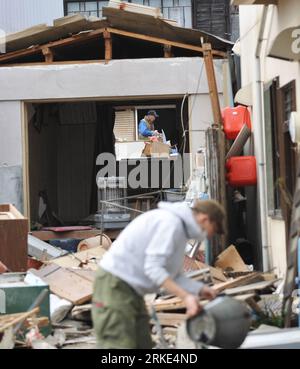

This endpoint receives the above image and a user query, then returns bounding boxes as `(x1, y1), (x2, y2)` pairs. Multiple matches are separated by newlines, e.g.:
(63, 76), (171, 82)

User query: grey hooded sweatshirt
(100, 202), (206, 296)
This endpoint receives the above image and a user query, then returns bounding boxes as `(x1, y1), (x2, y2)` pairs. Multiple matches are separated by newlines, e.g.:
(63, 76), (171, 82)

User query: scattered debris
(50, 294), (73, 324)
(28, 234), (68, 261)
(30, 264), (94, 305)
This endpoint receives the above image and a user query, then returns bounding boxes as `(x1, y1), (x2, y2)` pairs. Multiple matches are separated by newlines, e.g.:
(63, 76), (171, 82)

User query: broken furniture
(0, 204), (28, 272)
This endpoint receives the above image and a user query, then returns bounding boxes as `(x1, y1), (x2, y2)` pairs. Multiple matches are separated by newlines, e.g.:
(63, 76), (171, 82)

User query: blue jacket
(139, 119), (154, 137)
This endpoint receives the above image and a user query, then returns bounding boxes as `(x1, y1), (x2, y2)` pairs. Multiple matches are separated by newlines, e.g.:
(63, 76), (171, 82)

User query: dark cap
(147, 110), (159, 118)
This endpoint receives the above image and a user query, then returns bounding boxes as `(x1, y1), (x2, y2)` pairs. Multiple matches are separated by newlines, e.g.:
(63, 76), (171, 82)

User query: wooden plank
(0, 28), (105, 64)
(0, 25), (226, 65)
(152, 293), (256, 313)
(42, 47), (54, 63)
(0, 60), (106, 67)
(31, 229), (121, 241)
(49, 246), (107, 271)
(212, 272), (263, 293)
(203, 43), (223, 125)
(107, 27), (226, 57)
(0, 308), (39, 333)
(103, 30), (112, 62)
(191, 260), (227, 283)
(31, 265), (93, 305)
(153, 313), (187, 327)
(224, 279), (278, 296)
(215, 245), (248, 272)
(163, 44), (172, 58)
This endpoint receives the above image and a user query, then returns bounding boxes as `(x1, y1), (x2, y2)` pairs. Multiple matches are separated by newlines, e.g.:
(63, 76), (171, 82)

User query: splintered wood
(149, 246), (280, 330)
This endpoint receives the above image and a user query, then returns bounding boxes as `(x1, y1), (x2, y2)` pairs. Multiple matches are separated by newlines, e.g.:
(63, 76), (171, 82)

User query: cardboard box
(142, 142), (170, 158)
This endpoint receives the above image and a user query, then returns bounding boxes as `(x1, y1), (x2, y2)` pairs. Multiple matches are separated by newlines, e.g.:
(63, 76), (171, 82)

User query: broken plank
(48, 246), (106, 270)
(212, 272), (263, 293)
(224, 279), (279, 296)
(153, 313), (187, 327)
(30, 265), (93, 305)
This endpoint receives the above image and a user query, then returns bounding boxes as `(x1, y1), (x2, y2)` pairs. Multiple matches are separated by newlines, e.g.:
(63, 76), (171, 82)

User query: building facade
(0, 0), (64, 34)
(235, 0), (300, 277)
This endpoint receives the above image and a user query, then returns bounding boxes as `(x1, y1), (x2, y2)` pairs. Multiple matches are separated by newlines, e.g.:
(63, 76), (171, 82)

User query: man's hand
(183, 294), (202, 317)
(200, 286), (217, 301)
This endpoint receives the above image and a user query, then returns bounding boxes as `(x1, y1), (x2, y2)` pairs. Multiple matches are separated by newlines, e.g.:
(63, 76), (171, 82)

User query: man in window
(138, 110), (160, 140)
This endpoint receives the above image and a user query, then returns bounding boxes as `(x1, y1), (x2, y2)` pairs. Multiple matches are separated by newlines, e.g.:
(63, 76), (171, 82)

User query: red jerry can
(222, 106), (252, 140)
(226, 156), (257, 187)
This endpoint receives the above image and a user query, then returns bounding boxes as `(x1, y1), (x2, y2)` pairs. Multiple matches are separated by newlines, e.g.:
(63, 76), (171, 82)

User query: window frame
(64, 0), (193, 28)
(275, 79), (297, 236)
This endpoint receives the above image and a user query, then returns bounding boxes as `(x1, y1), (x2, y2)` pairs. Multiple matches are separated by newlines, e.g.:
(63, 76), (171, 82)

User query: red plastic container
(226, 156), (257, 187)
(222, 106), (252, 140)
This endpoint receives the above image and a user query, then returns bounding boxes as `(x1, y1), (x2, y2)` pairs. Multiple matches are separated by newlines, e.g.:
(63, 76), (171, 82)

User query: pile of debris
(0, 218), (111, 349)
(148, 245), (282, 348)
(0, 203), (283, 349)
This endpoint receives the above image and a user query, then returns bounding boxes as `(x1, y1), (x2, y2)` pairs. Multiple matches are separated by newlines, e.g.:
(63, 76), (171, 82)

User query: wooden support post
(203, 43), (222, 126)
(103, 30), (112, 63)
(164, 44), (172, 58)
(203, 43), (227, 249)
(42, 47), (54, 63)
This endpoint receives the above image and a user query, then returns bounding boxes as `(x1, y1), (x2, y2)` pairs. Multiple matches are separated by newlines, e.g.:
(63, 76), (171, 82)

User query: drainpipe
(253, 5), (271, 271)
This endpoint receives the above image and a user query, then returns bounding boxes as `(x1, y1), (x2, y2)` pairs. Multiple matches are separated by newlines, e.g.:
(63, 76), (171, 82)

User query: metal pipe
(253, 5), (272, 271)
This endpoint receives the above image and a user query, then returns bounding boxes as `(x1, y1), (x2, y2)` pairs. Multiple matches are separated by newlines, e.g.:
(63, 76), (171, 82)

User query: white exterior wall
(0, 57), (223, 158)
(0, 101), (23, 166)
(0, 58), (223, 101)
(0, 57), (224, 214)
(238, 1), (300, 277)
(0, 0), (64, 34)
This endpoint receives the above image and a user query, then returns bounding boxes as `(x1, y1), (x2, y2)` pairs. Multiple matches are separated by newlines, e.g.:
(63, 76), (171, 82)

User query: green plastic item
(0, 272), (51, 336)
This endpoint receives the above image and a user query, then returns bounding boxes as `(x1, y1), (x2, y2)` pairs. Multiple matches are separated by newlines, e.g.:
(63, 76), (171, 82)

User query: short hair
(192, 199), (225, 235)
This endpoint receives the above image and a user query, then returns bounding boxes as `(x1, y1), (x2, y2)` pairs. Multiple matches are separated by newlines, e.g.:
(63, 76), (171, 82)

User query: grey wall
(0, 0), (64, 34)
(0, 165), (23, 212)
(0, 58), (223, 101)
(0, 101), (22, 166)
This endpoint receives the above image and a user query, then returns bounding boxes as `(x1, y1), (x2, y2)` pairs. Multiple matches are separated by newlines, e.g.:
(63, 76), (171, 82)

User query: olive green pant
(92, 267), (153, 349)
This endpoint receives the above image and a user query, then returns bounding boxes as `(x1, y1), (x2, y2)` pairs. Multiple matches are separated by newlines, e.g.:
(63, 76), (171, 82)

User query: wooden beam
(42, 47), (54, 63)
(0, 26), (227, 65)
(203, 43), (223, 126)
(103, 30), (112, 62)
(0, 28), (106, 64)
(163, 44), (172, 58)
(107, 27), (227, 58)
